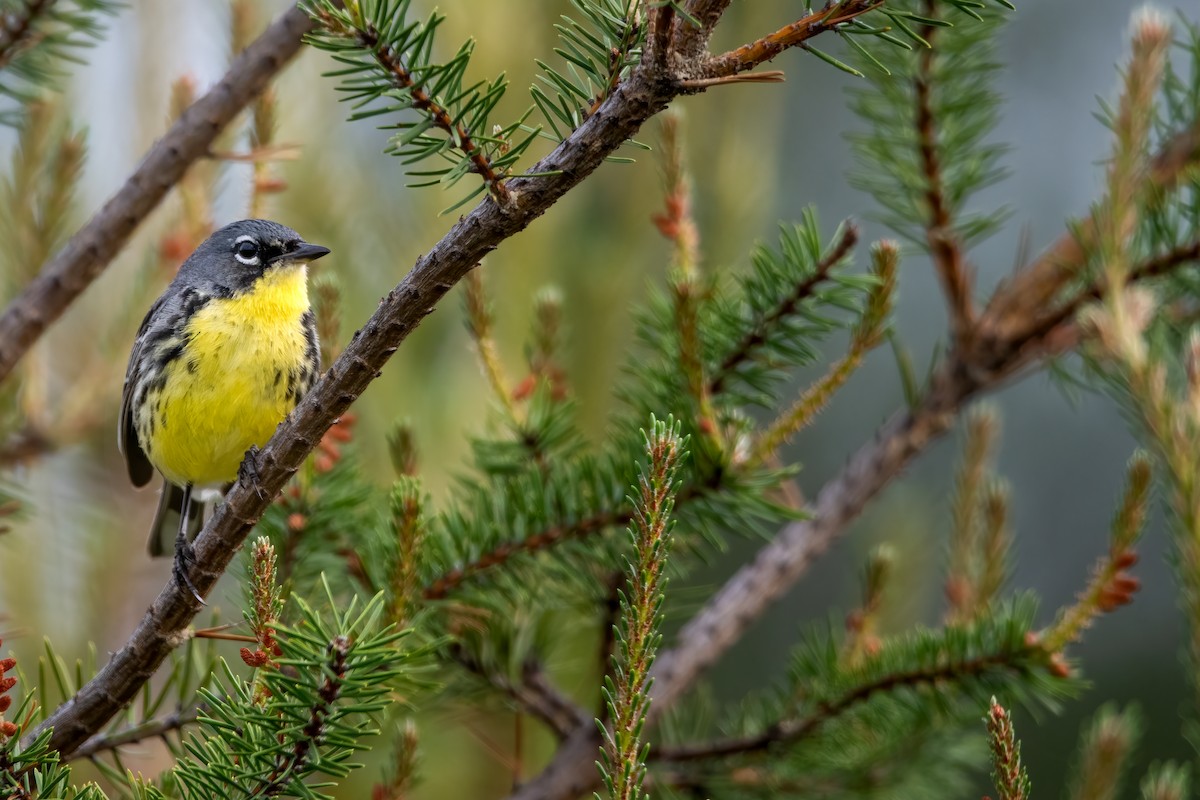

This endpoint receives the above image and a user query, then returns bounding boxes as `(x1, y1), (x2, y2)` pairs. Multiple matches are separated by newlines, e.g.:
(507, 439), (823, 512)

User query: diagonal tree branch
(0, 3), (315, 384)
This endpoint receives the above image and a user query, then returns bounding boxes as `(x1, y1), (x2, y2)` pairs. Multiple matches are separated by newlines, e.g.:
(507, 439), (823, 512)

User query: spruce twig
(842, 544), (894, 666)
(599, 417), (686, 800)
(390, 477), (426, 627)
(985, 698), (1030, 800)
(945, 409), (999, 624)
(1065, 705), (1140, 800)
(1039, 453), (1151, 655)
(304, 0), (516, 204)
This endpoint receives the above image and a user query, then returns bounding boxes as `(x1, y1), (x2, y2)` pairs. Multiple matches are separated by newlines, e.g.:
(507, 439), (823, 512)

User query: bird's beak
(271, 243), (331, 265)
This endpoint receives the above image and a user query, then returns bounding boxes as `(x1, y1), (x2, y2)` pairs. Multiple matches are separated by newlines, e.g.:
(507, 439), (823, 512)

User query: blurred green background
(0, 0), (1194, 796)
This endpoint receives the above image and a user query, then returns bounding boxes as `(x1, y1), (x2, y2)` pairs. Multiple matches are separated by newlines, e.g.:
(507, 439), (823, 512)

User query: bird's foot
(239, 445), (266, 499)
(173, 539), (206, 606)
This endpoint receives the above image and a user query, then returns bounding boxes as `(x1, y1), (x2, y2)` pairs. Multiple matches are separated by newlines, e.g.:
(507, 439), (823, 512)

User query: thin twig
(703, 1), (884, 79)
(0, 3), (315, 384)
(914, 8), (975, 346)
(69, 707), (201, 761)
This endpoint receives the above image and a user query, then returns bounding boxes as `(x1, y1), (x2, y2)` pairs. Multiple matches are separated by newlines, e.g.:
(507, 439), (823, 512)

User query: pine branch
(251, 635), (349, 797)
(752, 239), (896, 461)
(1006, 239), (1200, 361)
(422, 484), (704, 601)
(708, 222), (859, 396)
(0, 0), (116, 128)
(307, 3), (511, 202)
(0, 2), (314, 384)
(653, 648), (1038, 762)
(978, 117), (1200, 357)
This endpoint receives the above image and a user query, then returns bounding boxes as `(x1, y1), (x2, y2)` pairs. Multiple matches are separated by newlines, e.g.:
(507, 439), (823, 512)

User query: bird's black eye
(233, 238), (260, 265)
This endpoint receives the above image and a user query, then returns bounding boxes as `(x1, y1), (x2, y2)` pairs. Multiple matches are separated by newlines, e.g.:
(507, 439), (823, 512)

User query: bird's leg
(173, 484), (206, 605)
(238, 445), (265, 499)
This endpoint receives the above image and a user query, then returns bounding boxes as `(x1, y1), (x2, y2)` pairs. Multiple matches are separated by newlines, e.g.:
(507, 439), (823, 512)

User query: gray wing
(120, 285), (218, 487)
(119, 294), (168, 487)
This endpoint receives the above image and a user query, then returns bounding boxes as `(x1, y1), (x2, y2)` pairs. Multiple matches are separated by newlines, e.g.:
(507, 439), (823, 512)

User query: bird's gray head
(176, 219), (330, 294)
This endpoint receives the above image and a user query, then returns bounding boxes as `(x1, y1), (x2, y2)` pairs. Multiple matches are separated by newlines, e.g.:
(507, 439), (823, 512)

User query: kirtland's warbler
(120, 219), (329, 597)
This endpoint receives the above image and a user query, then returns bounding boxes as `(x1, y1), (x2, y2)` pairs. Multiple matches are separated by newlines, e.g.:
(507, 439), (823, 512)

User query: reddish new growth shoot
(240, 538), (284, 676)
(0, 639), (18, 739)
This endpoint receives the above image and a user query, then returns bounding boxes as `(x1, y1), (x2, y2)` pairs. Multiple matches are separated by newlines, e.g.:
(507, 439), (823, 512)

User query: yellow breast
(140, 265), (315, 488)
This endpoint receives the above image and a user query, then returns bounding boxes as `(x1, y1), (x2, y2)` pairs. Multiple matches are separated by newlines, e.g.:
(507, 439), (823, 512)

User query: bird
(119, 219), (329, 601)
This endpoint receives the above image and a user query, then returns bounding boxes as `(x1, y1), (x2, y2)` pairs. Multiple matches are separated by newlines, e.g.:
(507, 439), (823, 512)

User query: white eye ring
(233, 234), (261, 266)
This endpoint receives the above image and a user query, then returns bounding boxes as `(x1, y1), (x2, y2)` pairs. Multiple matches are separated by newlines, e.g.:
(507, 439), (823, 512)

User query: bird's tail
(147, 482), (205, 557)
